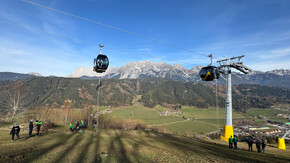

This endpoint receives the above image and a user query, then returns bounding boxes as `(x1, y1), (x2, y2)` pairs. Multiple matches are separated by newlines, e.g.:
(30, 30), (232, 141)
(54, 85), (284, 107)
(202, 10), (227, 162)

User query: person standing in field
(233, 135), (238, 149)
(84, 119), (88, 128)
(80, 120), (84, 129)
(10, 123), (20, 141)
(93, 120), (97, 132)
(229, 135), (233, 149)
(256, 139), (261, 152)
(69, 122), (73, 132)
(36, 120), (42, 136)
(248, 137), (254, 151)
(76, 120), (80, 131)
(29, 119), (33, 136)
(262, 139), (266, 153)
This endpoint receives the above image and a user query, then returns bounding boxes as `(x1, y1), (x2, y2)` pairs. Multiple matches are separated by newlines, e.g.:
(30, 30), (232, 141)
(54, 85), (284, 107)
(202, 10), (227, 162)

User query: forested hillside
(0, 77), (289, 116)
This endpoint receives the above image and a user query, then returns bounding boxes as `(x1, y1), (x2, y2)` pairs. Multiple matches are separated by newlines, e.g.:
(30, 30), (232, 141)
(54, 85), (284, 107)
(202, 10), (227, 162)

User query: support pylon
(220, 59), (233, 141)
(217, 56), (251, 141)
(278, 138), (286, 150)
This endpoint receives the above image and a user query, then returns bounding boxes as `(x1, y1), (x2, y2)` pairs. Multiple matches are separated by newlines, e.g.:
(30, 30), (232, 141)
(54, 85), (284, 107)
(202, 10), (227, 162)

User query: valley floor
(0, 128), (289, 163)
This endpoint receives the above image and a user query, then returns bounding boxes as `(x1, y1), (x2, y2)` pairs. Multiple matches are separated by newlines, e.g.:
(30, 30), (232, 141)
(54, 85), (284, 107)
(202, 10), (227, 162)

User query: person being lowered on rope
(10, 123), (21, 141)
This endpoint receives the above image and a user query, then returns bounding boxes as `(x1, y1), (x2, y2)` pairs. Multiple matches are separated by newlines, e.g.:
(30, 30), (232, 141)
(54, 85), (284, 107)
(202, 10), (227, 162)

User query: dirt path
(151, 120), (188, 126)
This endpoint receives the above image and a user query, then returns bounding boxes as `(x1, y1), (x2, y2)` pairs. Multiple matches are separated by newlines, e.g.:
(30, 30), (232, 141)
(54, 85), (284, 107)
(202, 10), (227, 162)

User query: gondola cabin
(199, 66), (220, 81)
(94, 54), (109, 73)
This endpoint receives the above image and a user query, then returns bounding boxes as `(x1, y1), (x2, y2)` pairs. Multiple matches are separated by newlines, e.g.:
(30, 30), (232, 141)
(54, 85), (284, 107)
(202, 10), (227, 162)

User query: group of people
(69, 119), (87, 132)
(244, 136), (267, 153)
(230, 135), (267, 153)
(229, 135), (238, 149)
(10, 120), (42, 141)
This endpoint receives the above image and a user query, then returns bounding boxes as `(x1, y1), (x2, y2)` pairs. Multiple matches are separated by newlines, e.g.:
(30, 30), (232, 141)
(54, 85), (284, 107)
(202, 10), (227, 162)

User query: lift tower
(217, 55), (252, 141)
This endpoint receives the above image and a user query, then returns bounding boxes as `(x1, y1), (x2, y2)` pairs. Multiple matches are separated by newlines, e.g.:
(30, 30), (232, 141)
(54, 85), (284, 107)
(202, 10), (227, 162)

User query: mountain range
(68, 61), (290, 88)
(0, 77), (289, 117)
(1, 61), (290, 88)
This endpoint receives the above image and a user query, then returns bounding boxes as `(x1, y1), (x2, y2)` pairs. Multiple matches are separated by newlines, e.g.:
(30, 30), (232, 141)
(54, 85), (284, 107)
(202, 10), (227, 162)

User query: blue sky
(0, 0), (290, 76)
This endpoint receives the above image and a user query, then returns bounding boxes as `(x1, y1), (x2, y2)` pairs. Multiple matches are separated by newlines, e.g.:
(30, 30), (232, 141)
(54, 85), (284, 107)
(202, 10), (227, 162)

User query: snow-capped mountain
(266, 69), (290, 76)
(28, 72), (42, 77)
(1, 61), (289, 88)
(68, 60), (290, 88)
(68, 61), (201, 81)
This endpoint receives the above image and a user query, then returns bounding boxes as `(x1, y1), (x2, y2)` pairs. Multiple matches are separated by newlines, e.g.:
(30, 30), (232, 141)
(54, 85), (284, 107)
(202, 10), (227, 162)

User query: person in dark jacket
(10, 123), (20, 141)
(256, 139), (261, 152)
(262, 139), (266, 153)
(233, 135), (238, 149)
(29, 120), (33, 136)
(247, 137), (254, 151)
(75, 120), (80, 131)
(36, 120), (42, 136)
(84, 119), (88, 129)
(229, 135), (233, 149)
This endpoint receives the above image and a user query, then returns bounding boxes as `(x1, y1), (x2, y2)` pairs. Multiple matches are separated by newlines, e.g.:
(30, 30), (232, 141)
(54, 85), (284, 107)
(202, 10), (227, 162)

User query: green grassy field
(108, 105), (247, 134)
(247, 108), (290, 123)
(0, 129), (289, 163)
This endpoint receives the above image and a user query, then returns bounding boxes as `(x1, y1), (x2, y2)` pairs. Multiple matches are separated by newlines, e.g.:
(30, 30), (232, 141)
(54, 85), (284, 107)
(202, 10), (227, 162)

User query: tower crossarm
(230, 63), (252, 74)
(216, 55), (252, 74)
(282, 130), (290, 139)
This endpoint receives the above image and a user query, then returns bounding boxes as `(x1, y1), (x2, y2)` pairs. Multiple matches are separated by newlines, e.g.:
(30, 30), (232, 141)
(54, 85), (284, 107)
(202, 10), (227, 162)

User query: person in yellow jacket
(69, 122), (73, 132)
(80, 120), (84, 129)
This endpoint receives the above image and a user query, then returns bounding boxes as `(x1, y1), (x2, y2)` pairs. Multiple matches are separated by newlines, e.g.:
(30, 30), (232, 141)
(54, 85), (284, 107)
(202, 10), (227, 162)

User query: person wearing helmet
(10, 123), (21, 141)
(29, 119), (33, 136)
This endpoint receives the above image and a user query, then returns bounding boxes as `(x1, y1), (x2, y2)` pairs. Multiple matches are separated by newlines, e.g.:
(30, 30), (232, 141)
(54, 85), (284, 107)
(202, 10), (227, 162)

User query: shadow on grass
(26, 133), (77, 162)
(93, 134), (102, 163)
(74, 134), (93, 163)
(147, 132), (290, 163)
(106, 131), (131, 163)
(0, 131), (62, 157)
(22, 130), (57, 140)
(53, 134), (84, 163)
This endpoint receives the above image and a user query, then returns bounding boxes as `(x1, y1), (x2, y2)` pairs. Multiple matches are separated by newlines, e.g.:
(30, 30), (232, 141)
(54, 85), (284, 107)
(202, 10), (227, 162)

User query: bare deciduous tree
(64, 99), (72, 125)
(0, 83), (25, 120)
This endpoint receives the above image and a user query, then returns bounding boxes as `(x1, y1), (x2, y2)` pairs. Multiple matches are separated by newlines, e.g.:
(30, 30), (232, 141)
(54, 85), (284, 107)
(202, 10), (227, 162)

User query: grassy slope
(109, 105), (247, 134)
(0, 129), (289, 163)
(247, 108), (290, 123)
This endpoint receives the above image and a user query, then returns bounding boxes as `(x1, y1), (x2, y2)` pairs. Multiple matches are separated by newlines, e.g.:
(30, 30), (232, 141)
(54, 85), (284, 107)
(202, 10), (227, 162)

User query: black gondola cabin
(199, 66), (220, 81)
(94, 54), (109, 73)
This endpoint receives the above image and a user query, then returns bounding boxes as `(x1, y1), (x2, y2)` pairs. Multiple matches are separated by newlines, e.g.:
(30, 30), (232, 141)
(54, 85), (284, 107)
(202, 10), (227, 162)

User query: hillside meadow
(0, 128), (289, 163)
(108, 105), (247, 134)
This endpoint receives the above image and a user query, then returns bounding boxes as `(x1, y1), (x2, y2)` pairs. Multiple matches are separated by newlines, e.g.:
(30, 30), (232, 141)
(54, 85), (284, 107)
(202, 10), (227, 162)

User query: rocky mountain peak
(28, 72), (42, 77)
(266, 69), (290, 76)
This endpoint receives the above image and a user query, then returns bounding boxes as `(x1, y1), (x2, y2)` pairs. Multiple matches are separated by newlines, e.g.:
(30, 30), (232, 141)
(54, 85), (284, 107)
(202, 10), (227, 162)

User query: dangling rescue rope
(96, 78), (101, 132)
(215, 79), (219, 131)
